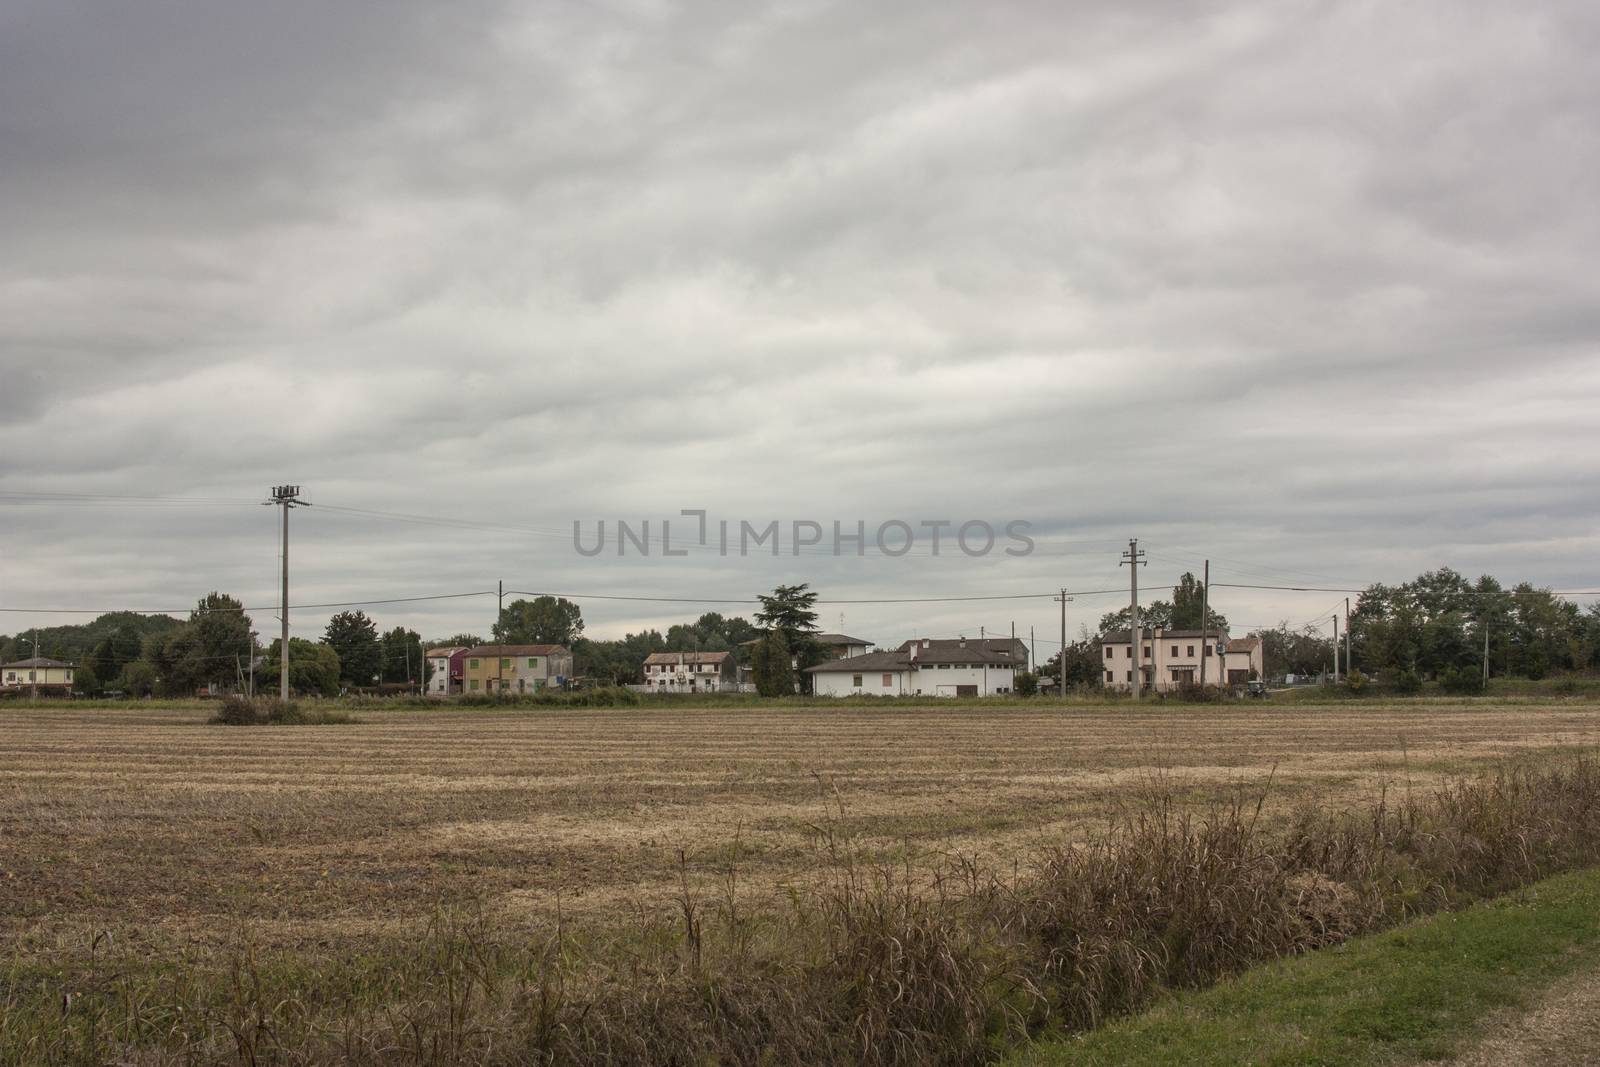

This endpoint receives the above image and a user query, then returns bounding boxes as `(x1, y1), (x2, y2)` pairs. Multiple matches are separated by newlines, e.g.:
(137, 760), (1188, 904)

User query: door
(956, 684), (978, 697)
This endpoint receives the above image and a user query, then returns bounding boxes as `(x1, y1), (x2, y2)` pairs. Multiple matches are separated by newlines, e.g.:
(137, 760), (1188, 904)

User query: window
(1125, 671), (1133, 682)
(1205, 645), (1213, 657)
(1105, 670), (1113, 682)
(468, 658), (479, 669)
(527, 657), (539, 668)
(1187, 645), (1195, 657)
(500, 657), (510, 669)
(1125, 647), (1131, 658)
(469, 679), (480, 691)
(1105, 646), (1114, 660)
(937, 663), (951, 669)
(1143, 645), (1151, 657)
(852, 674), (863, 686)
(882, 674), (893, 687)
(1171, 645), (1178, 657)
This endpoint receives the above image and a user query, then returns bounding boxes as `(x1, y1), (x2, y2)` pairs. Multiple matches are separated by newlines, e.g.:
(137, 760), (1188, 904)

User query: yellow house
(459, 644), (574, 695)
(2, 657), (75, 692)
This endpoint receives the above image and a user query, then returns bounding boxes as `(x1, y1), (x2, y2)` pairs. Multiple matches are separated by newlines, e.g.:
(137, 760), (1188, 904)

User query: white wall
(911, 664), (1013, 695)
(812, 669), (913, 697)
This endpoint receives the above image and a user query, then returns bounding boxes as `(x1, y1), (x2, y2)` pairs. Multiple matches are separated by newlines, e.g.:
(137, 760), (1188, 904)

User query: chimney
(908, 641), (918, 662)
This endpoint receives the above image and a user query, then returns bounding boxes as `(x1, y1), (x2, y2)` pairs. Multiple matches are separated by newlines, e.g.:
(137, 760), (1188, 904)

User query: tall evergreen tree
(324, 611), (381, 687)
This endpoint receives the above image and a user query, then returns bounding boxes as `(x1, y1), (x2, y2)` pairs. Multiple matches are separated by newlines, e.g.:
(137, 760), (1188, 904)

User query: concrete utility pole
(1331, 614), (1340, 683)
(31, 629), (39, 701)
(1345, 597), (1352, 682)
(496, 579), (504, 693)
(263, 486), (309, 702)
(1482, 618), (1490, 689)
(1055, 589), (1074, 696)
(1121, 539), (1146, 698)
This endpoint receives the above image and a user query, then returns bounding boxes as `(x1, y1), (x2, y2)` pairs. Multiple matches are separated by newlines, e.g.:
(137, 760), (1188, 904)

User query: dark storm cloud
(2, 0), (1597, 644)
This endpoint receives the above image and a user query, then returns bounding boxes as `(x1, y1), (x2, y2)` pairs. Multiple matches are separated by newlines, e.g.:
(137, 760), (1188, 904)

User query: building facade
(1, 657), (75, 693)
(642, 650), (737, 692)
(1098, 629), (1264, 692)
(424, 647), (470, 696)
(806, 638), (1015, 697)
(459, 644), (574, 694)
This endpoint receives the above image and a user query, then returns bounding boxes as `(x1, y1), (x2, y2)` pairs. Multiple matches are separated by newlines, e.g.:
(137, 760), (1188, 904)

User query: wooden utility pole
(264, 486), (308, 702)
(1121, 539), (1146, 698)
(1331, 614), (1340, 683)
(31, 629), (39, 701)
(1482, 618), (1490, 689)
(1199, 560), (1210, 688)
(1345, 597), (1353, 682)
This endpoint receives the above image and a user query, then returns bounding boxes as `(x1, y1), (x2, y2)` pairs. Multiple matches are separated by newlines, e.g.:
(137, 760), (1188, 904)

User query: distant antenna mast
(262, 485), (310, 701)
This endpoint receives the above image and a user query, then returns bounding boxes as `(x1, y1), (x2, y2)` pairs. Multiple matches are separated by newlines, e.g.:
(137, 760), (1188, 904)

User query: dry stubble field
(4, 699), (1599, 968)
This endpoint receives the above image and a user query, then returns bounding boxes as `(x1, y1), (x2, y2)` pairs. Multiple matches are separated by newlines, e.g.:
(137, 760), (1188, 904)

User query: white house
(642, 650), (737, 692)
(1098, 629), (1265, 692)
(425, 647), (468, 696)
(805, 638), (1015, 697)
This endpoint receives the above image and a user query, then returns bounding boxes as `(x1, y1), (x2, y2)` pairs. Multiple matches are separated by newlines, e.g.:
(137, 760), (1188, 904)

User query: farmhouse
(459, 644), (573, 694)
(424, 646), (470, 696)
(1099, 628), (1265, 692)
(737, 631), (876, 689)
(1, 656), (75, 693)
(642, 650), (737, 692)
(806, 637), (1014, 697)
(896, 635), (1028, 671)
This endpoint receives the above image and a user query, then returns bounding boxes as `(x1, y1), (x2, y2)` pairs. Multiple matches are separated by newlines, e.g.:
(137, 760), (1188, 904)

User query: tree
(1168, 573), (1229, 631)
(162, 592), (254, 694)
(436, 633), (484, 649)
(72, 662), (100, 696)
(1040, 639), (1104, 689)
(263, 638), (341, 697)
(1097, 602), (1173, 635)
(755, 584), (823, 693)
(493, 597), (584, 645)
(1014, 671), (1038, 697)
(379, 627), (424, 684)
(324, 611), (381, 687)
(751, 630), (794, 697)
(1252, 623), (1334, 677)
(116, 660), (158, 698)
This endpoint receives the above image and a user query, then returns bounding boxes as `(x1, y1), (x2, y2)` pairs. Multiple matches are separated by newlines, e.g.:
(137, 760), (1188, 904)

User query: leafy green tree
(162, 592), (254, 694)
(755, 584), (823, 693)
(1097, 602), (1173, 635)
(1040, 639), (1104, 689)
(1014, 671), (1038, 697)
(750, 630), (794, 697)
(493, 597), (584, 645)
(436, 633), (484, 648)
(1168, 573), (1229, 631)
(379, 627), (424, 684)
(72, 662), (100, 695)
(263, 638), (341, 696)
(324, 611), (381, 686)
(1252, 623), (1334, 677)
(116, 659), (158, 697)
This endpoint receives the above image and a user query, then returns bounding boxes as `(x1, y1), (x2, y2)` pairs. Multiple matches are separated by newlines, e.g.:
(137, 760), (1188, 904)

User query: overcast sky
(2, 0), (1597, 651)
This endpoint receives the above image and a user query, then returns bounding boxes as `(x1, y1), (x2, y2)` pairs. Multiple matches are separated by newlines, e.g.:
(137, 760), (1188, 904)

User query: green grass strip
(1006, 865), (1600, 1067)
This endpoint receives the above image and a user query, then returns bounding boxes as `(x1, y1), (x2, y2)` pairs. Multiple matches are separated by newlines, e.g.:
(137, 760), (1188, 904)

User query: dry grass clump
(11, 756), (1600, 1066)
(209, 695), (357, 726)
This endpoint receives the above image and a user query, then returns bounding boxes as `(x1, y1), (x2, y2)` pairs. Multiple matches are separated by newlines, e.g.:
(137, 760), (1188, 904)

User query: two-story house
(806, 637), (1015, 697)
(1, 656), (75, 693)
(459, 644), (573, 694)
(1098, 629), (1263, 692)
(642, 650), (737, 692)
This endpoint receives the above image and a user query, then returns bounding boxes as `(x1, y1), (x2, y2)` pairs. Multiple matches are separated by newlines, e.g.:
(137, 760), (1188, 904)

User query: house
(1098, 629), (1263, 692)
(2, 657), (75, 693)
(642, 650), (737, 692)
(424, 647), (470, 696)
(805, 637), (1015, 697)
(459, 644), (573, 694)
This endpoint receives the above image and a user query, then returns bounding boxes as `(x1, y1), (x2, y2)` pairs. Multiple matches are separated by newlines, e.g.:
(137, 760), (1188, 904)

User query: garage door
(956, 684), (978, 697)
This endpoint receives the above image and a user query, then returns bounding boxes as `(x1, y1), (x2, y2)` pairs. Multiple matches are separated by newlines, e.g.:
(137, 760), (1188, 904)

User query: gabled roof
(463, 644), (569, 657)
(813, 633), (875, 646)
(895, 638), (1017, 665)
(643, 651), (733, 666)
(425, 647), (469, 658)
(3, 657), (74, 669)
(1226, 636), (1263, 653)
(806, 651), (912, 673)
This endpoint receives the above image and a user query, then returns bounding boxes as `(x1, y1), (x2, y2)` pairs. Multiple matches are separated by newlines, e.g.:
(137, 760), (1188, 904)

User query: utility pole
(1331, 614), (1340, 683)
(31, 629), (39, 701)
(1121, 539), (1146, 698)
(1029, 626), (1036, 674)
(263, 486), (309, 702)
(496, 579), (504, 693)
(1055, 589), (1074, 697)
(1482, 618), (1490, 689)
(1199, 560), (1210, 688)
(1345, 597), (1352, 683)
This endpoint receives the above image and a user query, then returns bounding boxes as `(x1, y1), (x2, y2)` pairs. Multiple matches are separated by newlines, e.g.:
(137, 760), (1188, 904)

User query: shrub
(1393, 669), (1423, 695)
(1014, 672), (1039, 697)
(1175, 680), (1224, 703)
(1344, 669), (1369, 693)
(210, 695), (260, 725)
(1438, 666), (1486, 695)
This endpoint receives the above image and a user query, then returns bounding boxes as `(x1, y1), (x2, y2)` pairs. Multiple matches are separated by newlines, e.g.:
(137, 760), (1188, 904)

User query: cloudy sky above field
(2, 0), (1598, 647)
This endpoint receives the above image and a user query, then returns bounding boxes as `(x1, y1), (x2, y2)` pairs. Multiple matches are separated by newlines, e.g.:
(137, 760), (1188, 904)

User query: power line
(0, 591), (495, 616)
